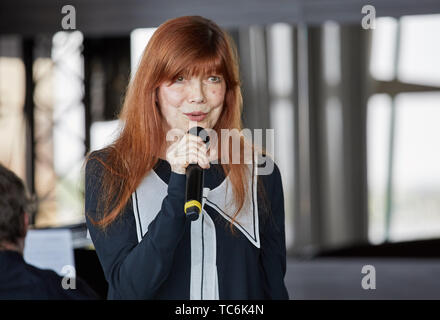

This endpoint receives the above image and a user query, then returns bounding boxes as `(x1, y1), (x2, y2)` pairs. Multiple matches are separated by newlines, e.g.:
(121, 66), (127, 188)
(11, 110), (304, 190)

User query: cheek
(209, 86), (226, 104)
(158, 89), (181, 122)
(161, 87), (185, 106)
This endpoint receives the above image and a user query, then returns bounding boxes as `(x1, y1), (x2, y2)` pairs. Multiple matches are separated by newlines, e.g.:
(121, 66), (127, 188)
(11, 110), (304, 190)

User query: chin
(186, 120), (208, 128)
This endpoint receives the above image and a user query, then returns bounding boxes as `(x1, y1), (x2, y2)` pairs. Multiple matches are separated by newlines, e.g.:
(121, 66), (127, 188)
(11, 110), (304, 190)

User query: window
(368, 15), (440, 243)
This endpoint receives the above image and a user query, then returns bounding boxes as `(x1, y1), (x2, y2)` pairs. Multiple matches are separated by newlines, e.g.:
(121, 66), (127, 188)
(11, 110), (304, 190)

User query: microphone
(184, 126), (210, 221)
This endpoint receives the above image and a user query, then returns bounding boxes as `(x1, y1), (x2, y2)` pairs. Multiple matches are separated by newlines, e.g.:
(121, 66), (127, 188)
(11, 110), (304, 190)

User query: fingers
(167, 133), (211, 172)
(176, 140), (209, 163)
(179, 134), (207, 150)
(174, 151), (210, 169)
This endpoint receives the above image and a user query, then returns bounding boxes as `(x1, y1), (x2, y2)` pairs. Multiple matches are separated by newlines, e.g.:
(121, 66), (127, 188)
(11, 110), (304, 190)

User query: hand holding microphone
(166, 127), (215, 221)
(166, 131), (211, 174)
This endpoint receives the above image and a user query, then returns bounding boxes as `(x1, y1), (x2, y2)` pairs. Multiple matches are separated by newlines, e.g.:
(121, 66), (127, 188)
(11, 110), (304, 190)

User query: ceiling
(1, 0), (440, 36)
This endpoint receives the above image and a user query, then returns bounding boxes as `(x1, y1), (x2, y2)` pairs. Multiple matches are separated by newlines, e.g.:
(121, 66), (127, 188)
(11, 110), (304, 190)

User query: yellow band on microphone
(184, 200), (202, 214)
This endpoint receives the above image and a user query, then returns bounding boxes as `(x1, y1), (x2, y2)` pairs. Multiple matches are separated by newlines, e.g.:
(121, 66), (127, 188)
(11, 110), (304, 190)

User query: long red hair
(87, 16), (269, 234)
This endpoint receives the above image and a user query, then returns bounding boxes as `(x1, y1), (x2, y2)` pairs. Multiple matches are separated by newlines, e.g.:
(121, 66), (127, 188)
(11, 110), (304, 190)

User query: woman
(85, 15), (289, 300)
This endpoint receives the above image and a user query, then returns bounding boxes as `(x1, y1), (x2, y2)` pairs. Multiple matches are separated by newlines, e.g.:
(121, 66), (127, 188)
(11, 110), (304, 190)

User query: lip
(184, 112), (208, 122)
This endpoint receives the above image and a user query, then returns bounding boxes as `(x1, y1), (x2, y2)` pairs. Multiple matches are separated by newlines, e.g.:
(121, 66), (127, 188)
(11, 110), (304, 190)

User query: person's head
(120, 15), (242, 154)
(154, 18), (229, 132)
(0, 164), (30, 253)
(89, 16), (268, 232)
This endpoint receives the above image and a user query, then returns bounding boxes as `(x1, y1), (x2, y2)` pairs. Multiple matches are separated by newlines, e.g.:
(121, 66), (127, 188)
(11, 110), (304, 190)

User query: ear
(21, 212), (29, 238)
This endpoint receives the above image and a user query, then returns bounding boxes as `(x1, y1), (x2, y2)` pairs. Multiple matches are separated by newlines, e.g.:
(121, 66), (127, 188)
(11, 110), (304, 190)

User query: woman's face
(157, 73), (226, 132)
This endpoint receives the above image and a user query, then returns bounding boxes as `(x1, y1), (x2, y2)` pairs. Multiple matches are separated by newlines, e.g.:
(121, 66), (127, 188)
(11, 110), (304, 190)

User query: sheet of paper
(23, 229), (75, 276)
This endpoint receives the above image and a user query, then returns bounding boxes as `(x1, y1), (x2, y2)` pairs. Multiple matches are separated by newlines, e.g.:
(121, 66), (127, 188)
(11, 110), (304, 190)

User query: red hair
(87, 16), (269, 234)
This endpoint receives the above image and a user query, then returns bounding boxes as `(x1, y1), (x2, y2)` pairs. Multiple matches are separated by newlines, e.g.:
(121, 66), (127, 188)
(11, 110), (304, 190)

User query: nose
(187, 79), (205, 103)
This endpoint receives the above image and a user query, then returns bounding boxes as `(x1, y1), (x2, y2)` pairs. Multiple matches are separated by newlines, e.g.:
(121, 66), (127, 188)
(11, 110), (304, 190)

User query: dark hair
(0, 164), (31, 245)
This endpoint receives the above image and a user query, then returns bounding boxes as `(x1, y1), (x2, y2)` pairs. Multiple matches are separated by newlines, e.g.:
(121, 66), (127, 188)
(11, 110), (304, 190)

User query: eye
(175, 75), (184, 82)
(208, 75), (221, 83)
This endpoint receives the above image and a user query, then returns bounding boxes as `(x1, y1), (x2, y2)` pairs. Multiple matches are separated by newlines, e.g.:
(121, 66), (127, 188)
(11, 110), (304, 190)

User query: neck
(0, 239), (24, 255)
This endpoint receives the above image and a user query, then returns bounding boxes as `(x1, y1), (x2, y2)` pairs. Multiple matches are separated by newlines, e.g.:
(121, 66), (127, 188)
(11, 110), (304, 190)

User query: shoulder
(85, 148), (112, 178)
(254, 151), (282, 190)
(25, 264), (98, 299)
(254, 152), (285, 232)
(84, 148), (113, 199)
(24, 262), (64, 289)
(24, 261), (61, 280)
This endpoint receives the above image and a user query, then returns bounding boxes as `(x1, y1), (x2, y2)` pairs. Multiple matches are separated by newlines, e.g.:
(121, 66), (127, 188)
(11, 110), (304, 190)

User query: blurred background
(1, 0), (440, 299)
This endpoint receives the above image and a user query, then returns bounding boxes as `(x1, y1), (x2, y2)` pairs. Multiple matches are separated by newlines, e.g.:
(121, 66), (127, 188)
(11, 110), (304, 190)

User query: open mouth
(184, 112), (208, 121)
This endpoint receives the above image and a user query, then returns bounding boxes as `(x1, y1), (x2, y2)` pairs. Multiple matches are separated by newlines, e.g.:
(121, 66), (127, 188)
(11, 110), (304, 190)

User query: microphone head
(188, 126), (210, 148)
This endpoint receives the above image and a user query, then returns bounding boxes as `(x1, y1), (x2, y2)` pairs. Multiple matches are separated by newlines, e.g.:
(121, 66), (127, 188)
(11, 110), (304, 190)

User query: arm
(259, 162), (290, 300)
(85, 156), (189, 299)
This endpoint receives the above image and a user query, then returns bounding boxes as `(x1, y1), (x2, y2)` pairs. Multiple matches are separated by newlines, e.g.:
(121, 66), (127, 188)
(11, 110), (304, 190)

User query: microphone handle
(184, 163), (204, 221)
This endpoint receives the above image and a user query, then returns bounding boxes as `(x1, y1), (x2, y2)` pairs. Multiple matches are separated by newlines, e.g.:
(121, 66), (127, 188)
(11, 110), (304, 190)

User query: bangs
(167, 54), (226, 82)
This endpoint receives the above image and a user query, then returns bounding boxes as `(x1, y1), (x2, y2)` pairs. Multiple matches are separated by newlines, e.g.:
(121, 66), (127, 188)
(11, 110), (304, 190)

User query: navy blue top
(85, 150), (289, 300)
(0, 250), (98, 299)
